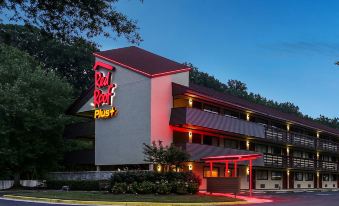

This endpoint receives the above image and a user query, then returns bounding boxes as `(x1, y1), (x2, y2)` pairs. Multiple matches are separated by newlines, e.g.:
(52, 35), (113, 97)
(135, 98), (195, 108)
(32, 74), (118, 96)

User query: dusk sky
(4, 0), (339, 118)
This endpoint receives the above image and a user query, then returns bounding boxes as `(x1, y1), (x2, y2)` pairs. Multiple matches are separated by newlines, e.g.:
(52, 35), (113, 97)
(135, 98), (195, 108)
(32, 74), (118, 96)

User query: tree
(186, 62), (227, 92)
(143, 141), (190, 172)
(0, 0), (142, 43)
(0, 24), (97, 95)
(227, 79), (248, 97)
(186, 62), (338, 129)
(0, 43), (73, 186)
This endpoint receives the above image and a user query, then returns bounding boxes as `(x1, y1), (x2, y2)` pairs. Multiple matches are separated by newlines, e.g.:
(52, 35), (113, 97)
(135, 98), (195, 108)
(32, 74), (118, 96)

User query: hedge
(110, 171), (201, 194)
(46, 180), (109, 191)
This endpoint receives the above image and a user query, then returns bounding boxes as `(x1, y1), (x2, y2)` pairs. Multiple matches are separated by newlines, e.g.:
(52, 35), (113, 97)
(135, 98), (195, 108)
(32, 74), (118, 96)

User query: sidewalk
(250, 188), (339, 194)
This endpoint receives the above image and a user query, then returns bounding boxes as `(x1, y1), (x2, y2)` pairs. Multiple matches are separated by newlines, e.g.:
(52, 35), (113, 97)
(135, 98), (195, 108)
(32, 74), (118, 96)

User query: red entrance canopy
(201, 153), (262, 196)
(201, 153), (262, 162)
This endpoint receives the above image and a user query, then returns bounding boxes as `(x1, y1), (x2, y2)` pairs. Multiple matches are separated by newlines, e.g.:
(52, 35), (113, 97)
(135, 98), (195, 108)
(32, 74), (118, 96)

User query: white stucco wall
(294, 180), (314, 189)
(322, 181), (337, 188)
(78, 57), (190, 166)
(150, 72), (189, 146)
(78, 96), (94, 113)
(94, 58), (152, 165)
(255, 171), (283, 190)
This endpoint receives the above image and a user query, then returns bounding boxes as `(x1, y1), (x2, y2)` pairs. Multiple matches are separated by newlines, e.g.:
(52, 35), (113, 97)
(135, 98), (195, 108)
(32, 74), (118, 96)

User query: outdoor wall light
(246, 113), (250, 121)
(246, 167), (249, 175)
(188, 98), (193, 107)
(157, 165), (162, 172)
(188, 131), (192, 138)
(188, 164), (193, 171)
(246, 140), (250, 150)
(286, 147), (290, 155)
(287, 170), (290, 175)
(316, 132), (320, 138)
(286, 124), (290, 131)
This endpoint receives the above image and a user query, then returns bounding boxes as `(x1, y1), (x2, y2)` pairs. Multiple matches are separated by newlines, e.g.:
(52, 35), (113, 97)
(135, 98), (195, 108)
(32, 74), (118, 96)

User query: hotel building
(65, 46), (339, 191)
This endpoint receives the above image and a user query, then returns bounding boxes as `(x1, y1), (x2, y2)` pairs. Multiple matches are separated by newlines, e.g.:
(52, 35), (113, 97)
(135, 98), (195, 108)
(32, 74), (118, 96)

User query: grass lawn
(6, 190), (240, 203)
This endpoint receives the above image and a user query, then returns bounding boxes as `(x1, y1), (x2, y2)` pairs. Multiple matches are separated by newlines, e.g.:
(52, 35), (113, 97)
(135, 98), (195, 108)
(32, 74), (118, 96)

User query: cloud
(261, 41), (339, 56)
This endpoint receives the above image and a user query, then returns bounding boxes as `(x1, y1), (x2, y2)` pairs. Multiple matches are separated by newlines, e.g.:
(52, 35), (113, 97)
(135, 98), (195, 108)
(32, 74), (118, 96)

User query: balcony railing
(318, 139), (338, 153)
(317, 161), (338, 172)
(291, 157), (315, 169)
(265, 127), (288, 143)
(289, 132), (316, 149)
(263, 154), (337, 171)
(263, 154), (286, 168)
(265, 126), (338, 153)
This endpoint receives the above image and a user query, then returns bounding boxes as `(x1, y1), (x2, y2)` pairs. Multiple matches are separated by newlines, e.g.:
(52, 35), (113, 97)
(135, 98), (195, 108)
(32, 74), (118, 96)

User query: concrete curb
(3, 194), (248, 206)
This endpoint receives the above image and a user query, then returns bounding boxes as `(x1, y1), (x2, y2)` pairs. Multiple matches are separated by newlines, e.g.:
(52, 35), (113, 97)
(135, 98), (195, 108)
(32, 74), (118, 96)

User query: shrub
(46, 180), (104, 191)
(110, 171), (200, 195)
(138, 181), (155, 194)
(187, 182), (199, 194)
(156, 181), (172, 194)
(174, 182), (188, 195)
(111, 182), (127, 194)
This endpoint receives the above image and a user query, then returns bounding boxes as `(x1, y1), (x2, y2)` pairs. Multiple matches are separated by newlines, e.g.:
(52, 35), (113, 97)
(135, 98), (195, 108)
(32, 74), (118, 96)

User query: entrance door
(252, 169), (256, 189)
(289, 172), (294, 189)
(283, 171), (288, 189)
(314, 173), (318, 188)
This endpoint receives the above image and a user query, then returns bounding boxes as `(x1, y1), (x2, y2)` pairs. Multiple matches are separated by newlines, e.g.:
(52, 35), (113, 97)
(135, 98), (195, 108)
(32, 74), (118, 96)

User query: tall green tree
(0, 44), (73, 185)
(0, 24), (97, 95)
(0, 0), (142, 43)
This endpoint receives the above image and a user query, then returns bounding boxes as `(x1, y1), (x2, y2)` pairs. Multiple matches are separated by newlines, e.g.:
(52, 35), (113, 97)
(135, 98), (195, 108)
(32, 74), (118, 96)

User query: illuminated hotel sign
(93, 61), (118, 119)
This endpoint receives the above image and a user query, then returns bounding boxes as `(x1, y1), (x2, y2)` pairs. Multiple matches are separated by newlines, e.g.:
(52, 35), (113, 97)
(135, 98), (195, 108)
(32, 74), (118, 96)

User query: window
(272, 147), (281, 155)
(203, 167), (219, 177)
(271, 171), (282, 180)
(323, 174), (330, 181)
(173, 131), (188, 145)
(322, 156), (329, 161)
(203, 104), (219, 114)
(293, 151), (302, 158)
(305, 173), (314, 181)
(192, 101), (202, 109)
(257, 170), (268, 180)
(306, 153), (314, 159)
(295, 172), (303, 181)
(202, 135), (219, 146)
(224, 139), (238, 149)
(192, 134), (202, 144)
(255, 144), (268, 153)
(203, 136), (212, 145)
(332, 174), (337, 181)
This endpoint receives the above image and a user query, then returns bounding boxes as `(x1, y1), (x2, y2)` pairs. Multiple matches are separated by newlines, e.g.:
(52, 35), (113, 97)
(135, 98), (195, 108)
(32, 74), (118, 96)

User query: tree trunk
(13, 172), (21, 188)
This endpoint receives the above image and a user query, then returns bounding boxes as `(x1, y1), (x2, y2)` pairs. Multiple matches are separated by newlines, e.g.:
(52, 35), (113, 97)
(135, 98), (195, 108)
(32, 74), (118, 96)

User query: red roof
(94, 46), (191, 77)
(173, 83), (339, 136)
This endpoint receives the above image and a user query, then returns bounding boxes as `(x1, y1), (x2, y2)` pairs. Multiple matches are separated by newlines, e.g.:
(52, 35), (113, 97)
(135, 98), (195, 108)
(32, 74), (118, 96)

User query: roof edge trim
(94, 53), (191, 78)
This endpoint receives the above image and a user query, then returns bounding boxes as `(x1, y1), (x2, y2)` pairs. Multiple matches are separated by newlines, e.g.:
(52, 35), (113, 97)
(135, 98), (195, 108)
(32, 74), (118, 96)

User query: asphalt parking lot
(244, 191), (339, 206)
